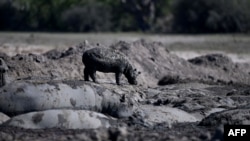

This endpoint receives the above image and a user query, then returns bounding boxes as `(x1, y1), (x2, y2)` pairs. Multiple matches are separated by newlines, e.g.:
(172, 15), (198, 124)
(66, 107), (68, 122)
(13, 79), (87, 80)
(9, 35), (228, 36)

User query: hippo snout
(128, 79), (137, 85)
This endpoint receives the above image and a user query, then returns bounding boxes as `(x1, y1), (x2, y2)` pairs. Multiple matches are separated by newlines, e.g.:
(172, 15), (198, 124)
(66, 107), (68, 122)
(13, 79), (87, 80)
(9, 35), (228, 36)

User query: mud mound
(4, 49), (84, 81)
(188, 54), (234, 70)
(159, 53), (250, 85)
(2, 39), (250, 87)
(43, 43), (89, 60)
(111, 39), (200, 86)
(189, 54), (232, 66)
(12, 53), (46, 63)
(158, 75), (181, 85)
(43, 49), (64, 60)
(1, 40), (190, 86)
(111, 40), (250, 86)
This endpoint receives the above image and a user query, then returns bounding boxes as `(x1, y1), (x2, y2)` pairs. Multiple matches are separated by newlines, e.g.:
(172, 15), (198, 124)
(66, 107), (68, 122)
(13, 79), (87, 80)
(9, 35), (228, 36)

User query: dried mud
(0, 35), (250, 141)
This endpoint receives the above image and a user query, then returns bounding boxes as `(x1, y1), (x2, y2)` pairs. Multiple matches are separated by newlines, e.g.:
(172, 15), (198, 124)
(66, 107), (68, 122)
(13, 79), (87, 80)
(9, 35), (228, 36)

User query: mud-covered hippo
(82, 47), (140, 85)
(2, 109), (111, 129)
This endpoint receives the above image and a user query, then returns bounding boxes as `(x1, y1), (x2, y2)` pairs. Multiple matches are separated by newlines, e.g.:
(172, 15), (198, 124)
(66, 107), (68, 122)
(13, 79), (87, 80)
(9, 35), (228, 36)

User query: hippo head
(125, 68), (141, 85)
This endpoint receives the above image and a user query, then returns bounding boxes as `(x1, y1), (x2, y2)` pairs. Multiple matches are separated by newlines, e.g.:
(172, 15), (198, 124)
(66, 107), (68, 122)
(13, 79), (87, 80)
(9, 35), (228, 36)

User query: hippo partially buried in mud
(82, 47), (140, 85)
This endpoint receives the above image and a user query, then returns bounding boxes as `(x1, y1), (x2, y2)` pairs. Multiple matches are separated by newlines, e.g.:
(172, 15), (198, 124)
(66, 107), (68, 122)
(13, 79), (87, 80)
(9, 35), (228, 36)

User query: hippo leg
(0, 73), (4, 87)
(0, 68), (6, 87)
(89, 70), (98, 83)
(115, 72), (122, 85)
(84, 67), (90, 81)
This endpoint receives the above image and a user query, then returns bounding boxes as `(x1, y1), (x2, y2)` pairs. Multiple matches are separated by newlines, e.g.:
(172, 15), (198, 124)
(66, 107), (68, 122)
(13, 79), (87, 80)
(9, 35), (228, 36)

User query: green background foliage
(0, 0), (249, 33)
(172, 0), (250, 33)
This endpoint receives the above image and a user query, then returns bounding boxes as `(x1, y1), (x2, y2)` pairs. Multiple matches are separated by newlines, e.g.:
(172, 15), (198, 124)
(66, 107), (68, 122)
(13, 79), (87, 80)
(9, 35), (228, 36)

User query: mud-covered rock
(199, 108), (250, 126)
(158, 75), (182, 85)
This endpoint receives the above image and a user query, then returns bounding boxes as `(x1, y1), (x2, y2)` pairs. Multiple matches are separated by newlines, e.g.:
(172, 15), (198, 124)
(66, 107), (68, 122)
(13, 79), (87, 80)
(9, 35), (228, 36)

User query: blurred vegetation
(0, 0), (249, 33)
(172, 0), (250, 33)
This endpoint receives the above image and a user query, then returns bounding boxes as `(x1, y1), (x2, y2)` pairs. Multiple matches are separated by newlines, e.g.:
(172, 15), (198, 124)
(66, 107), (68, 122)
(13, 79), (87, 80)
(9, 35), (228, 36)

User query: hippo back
(82, 48), (130, 72)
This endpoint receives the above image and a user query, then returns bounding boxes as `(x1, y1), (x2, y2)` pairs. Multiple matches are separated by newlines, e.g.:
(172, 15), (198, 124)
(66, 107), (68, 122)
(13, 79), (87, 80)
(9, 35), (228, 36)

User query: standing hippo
(82, 47), (140, 85)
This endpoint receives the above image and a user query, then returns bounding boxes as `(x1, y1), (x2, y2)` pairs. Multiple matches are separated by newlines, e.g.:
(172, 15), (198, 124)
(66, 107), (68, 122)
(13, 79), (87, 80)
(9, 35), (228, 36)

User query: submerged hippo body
(82, 47), (139, 85)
